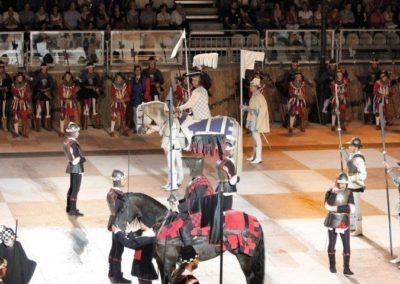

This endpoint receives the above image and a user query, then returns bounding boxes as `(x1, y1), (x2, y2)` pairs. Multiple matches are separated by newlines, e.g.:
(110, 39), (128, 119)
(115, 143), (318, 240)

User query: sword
(379, 105), (393, 256)
(334, 83), (344, 172)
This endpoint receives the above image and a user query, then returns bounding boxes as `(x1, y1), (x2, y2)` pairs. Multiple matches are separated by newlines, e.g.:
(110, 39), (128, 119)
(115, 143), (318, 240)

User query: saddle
(157, 210), (262, 256)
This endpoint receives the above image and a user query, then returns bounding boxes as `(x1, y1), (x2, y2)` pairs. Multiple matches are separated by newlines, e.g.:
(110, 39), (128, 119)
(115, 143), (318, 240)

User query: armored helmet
(65, 122), (80, 135)
(336, 172), (349, 184)
(347, 137), (362, 148)
(112, 169), (126, 187)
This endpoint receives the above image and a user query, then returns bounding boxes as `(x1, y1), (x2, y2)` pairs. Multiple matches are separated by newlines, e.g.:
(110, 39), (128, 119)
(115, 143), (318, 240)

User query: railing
(109, 30), (184, 66)
(189, 30), (261, 64)
(265, 29), (335, 64)
(339, 29), (400, 63)
(1, 29), (399, 68)
(29, 31), (105, 66)
(0, 32), (24, 66)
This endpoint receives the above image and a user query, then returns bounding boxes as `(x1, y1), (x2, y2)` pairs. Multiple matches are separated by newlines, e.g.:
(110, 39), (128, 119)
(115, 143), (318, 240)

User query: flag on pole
(193, 53), (219, 69)
(170, 30), (186, 59)
(240, 50), (265, 79)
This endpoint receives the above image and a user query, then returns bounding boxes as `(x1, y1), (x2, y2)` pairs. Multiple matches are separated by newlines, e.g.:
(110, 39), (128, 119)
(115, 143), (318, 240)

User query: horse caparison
(115, 192), (265, 284)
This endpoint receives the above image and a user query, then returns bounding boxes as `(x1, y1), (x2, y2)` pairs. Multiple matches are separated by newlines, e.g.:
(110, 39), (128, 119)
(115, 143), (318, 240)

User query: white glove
(126, 220), (140, 233)
(142, 229), (155, 237)
(72, 157), (81, 165)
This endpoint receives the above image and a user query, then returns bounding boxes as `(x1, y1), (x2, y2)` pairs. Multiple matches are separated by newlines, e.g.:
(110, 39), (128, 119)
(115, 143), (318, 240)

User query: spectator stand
(109, 30), (184, 71)
(29, 31), (105, 67)
(339, 29), (400, 63)
(265, 29), (335, 64)
(189, 29), (262, 65)
(0, 32), (24, 67)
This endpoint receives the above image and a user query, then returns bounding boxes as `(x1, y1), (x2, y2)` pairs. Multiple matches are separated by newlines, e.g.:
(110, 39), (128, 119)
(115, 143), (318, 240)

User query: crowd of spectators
(0, 0), (188, 31)
(220, 0), (400, 32)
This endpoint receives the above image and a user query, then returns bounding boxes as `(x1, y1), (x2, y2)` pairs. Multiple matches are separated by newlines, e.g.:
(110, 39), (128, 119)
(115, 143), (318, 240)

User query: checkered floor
(1, 148), (400, 283)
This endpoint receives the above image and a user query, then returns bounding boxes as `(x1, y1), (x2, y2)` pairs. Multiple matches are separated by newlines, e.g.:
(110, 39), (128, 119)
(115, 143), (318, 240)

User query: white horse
(136, 101), (242, 170)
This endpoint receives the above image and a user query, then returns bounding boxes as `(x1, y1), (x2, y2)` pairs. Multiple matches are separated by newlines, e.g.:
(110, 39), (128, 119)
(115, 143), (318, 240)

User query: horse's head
(216, 158), (240, 186)
(115, 193), (169, 232)
(114, 193), (137, 231)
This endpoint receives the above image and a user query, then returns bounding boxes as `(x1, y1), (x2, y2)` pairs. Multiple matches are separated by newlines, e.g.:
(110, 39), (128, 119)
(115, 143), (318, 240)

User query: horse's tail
(251, 228), (265, 284)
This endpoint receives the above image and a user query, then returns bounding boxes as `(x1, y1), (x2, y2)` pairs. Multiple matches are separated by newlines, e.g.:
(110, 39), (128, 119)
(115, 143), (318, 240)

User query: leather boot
(180, 221), (193, 246)
(22, 118), (29, 137)
(1, 117), (6, 131)
(363, 113), (369, 125)
(66, 195), (71, 213)
(113, 262), (131, 283)
(94, 114), (101, 128)
(328, 253), (336, 273)
(343, 254), (354, 275)
(68, 200), (83, 217)
(45, 117), (52, 131)
(35, 117), (41, 132)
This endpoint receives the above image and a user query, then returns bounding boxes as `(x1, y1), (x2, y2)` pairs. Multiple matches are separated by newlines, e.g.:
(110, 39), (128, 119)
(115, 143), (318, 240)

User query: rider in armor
(0, 61), (12, 131)
(11, 72), (32, 138)
(242, 77), (269, 164)
(324, 172), (355, 275)
(288, 71), (307, 133)
(32, 62), (56, 131)
(58, 71), (79, 136)
(340, 137), (367, 236)
(110, 73), (131, 137)
(175, 72), (211, 151)
(106, 170), (131, 284)
(329, 69), (348, 132)
(77, 62), (102, 129)
(63, 122), (86, 217)
(215, 157), (240, 211)
(373, 70), (390, 130)
(176, 156), (214, 246)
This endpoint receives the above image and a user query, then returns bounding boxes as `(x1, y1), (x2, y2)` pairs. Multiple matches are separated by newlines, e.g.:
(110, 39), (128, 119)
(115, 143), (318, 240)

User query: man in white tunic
(176, 73), (211, 150)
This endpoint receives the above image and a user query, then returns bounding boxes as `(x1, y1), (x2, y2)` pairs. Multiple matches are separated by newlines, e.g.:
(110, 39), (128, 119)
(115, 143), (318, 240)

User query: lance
(167, 87), (176, 202)
(334, 82), (344, 172)
(379, 105), (393, 256)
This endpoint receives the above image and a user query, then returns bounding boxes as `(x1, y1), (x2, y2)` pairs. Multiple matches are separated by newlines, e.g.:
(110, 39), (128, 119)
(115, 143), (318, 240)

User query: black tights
(327, 229), (350, 254)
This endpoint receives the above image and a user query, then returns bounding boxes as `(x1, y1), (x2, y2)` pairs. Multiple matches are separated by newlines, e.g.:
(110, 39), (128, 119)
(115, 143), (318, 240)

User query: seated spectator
(272, 2), (285, 28)
(140, 4), (156, 30)
(340, 3), (355, 28)
(152, 0), (163, 10)
(254, 2), (271, 32)
(0, 14), (3, 30)
(239, 6), (254, 29)
(298, 2), (313, 27)
(19, 3), (34, 30)
(286, 5), (299, 29)
(49, 5), (63, 30)
(95, 3), (110, 29)
(354, 3), (366, 28)
(64, 2), (81, 30)
(136, 0), (150, 10)
(171, 4), (187, 29)
(370, 8), (382, 28)
(224, 1), (241, 29)
(328, 7), (340, 28)
(79, 4), (94, 29)
(313, 3), (322, 27)
(156, 4), (171, 28)
(248, 0), (258, 23)
(111, 4), (126, 29)
(3, 6), (20, 31)
(126, 0), (140, 29)
(35, 5), (49, 30)
(382, 5), (396, 28)
(164, 0), (175, 9)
